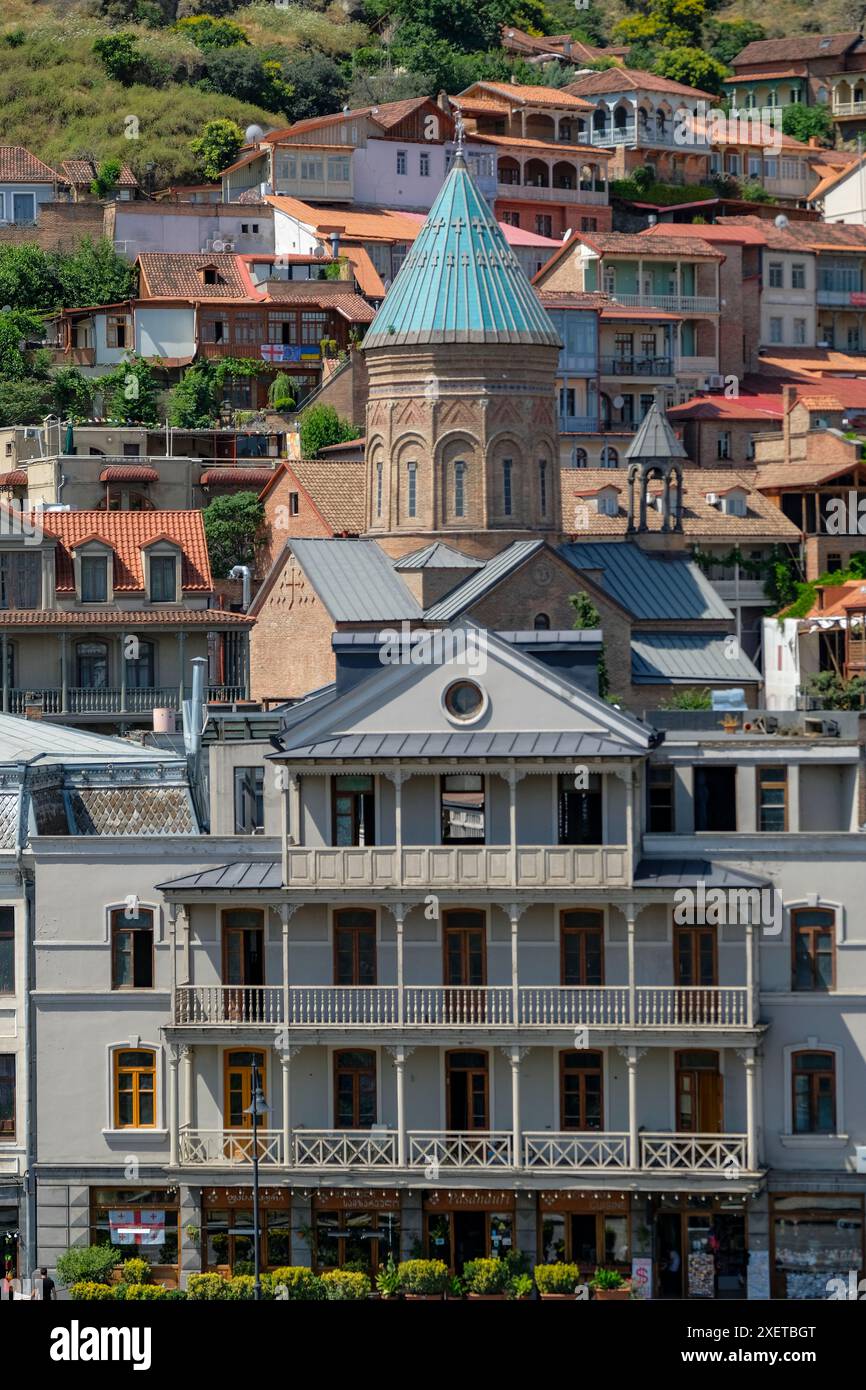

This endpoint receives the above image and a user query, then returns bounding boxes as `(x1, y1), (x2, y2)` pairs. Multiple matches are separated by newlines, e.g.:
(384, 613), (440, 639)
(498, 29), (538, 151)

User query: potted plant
(321, 1269), (371, 1300)
(397, 1258), (448, 1300)
(463, 1257), (509, 1300)
(375, 1256), (402, 1300)
(534, 1263), (583, 1300)
(508, 1272), (533, 1300)
(591, 1267), (632, 1301)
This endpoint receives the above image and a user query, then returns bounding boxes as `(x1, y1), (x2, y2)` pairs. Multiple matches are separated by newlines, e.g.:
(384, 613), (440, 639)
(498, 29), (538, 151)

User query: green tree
(52, 366), (96, 420)
(54, 238), (137, 309)
(168, 362), (217, 427)
(203, 491), (265, 578)
(267, 373), (297, 412)
(99, 356), (161, 425)
(201, 48), (292, 111)
(781, 104), (834, 146)
(92, 32), (166, 85)
(0, 309), (45, 380)
(0, 244), (58, 312)
(569, 589), (608, 698)
(299, 403), (357, 456)
(706, 19), (765, 67)
(659, 687), (713, 710)
(803, 670), (866, 710)
(613, 0), (704, 50)
(190, 118), (244, 180)
(175, 15), (249, 50)
(90, 159), (124, 200)
(281, 51), (346, 124)
(0, 379), (54, 427)
(56, 1245), (122, 1288)
(653, 46), (728, 97)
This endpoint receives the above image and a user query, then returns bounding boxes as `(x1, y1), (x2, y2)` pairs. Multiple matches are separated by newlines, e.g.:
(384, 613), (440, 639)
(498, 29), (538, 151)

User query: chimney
(329, 230), (341, 258)
(782, 384), (796, 465)
(24, 699), (43, 721)
(815, 584), (825, 611)
(437, 90), (450, 113)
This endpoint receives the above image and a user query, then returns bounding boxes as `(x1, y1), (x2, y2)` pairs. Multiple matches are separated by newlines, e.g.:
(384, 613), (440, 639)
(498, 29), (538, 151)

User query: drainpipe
(228, 565), (252, 612)
(18, 850), (36, 1278)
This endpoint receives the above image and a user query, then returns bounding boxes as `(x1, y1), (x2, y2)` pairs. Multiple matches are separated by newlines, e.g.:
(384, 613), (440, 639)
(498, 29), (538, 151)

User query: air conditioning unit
(705, 492), (720, 505)
(210, 239), (226, 252)
(855, 1145), (866, 1174)
(221, 240), (235, 252)
(708, 374), (725, 390)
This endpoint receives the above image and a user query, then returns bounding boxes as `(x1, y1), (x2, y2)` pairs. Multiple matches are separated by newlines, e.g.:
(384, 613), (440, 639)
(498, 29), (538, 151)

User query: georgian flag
(260, 343), (287, 362)
(109, 1209), (165, 1246)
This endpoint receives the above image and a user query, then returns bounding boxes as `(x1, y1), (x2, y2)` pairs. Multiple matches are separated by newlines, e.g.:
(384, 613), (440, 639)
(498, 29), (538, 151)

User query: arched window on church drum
(454, 461), (466, 518)
(407, 462), (417, 519)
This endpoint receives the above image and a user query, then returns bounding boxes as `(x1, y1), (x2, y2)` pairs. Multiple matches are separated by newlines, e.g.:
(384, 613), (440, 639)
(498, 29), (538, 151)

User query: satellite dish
(774, 213), (789, 229)
(313, 244), (326, 258)
(245, 124), (265, 144)
(613, 394), (625, 410)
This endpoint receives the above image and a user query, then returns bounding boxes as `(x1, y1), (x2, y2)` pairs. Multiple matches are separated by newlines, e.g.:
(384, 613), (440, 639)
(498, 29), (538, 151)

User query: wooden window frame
(333, 909), (377, 986)
(647, 765), (674, 832)
(791, 1050), (836, 1135)
(113, 1048), (157, 1129)
(791, 908), (836, 992)
(559, 1050), (604, 1131)
(333, 1049), (377, 1129)
(0, 910), (13, 995)
(445, 1049), (490, 1130)
(560, 909), (604, 986)
(106, 314), (130, 350)
(757, 765), (787, 832)
(221, 909), (265, 986)
(673, 924), (718, 987)
(0, 1054), (14, 1138)
(442, 910), (487, 987)
(331, 775), (375, 848)
(223, 1049), (267, 1131)
(110, 907), (155, 990)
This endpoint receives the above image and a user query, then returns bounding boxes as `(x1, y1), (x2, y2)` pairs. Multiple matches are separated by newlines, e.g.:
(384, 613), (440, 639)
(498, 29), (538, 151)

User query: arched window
(113, 1048), (156, 1128)
(601, 446), (618, 468)
(538, 459), (548, 516)
(560, 1050), (603, 1130)
(125, 640), (155, 690)
(534, 612), (551, 631)
(502, 458), (513, 516)
(375, 462), (383, 518)
(792, 1051), (836, 1134)
(77, 641), (109, 689)
(792, 908), (835, 991)
(571, 447), (588, 469)
(111, 906), (154, 989)
(406, 462), (417, 519)
(454, 461), (466, 518)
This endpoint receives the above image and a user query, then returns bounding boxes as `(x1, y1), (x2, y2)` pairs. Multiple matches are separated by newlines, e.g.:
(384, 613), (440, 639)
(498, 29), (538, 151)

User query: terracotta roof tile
(33, 510), (213, 592)
(264, 198), (421, 243)
(583, 230), (723, 258)
(138, 253), (254, 300)
(285, 459), (366, 535)
(99, 465), (159, 483)
(264, 284), (375, 320)
(754, 460), (863, 489)
(199, 467), (275, 487)
(732, 34), (860, 66)
(0, 146), (58, 184)
(566, 68), (715, 100)
(0, 608), (252, 627)
(459, 81), (592, 110)
(0, 471), (27, 487)
(60, 159), (139, 189)
(560, 467), (800, 538)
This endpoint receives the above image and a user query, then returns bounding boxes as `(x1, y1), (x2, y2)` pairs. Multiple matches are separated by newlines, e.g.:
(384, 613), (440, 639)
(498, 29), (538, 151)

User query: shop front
(312, 1189), (400, 1275)
(653, 1194), (748, 1299)
(771, 1193), (864, 1300)
(0, 1192), (20, 1278)
(90, 1186), (180, 1287)
(538, 1191), (631, 1281)
(201, 1187), (291, 1275)
(423, 1189), (515, 1271)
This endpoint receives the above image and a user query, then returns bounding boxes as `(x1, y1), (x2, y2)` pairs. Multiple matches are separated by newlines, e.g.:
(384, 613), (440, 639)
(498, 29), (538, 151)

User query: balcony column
(180, 1044), (193, 1132)
(507, 902), (524, 1026)
(394, 902), (406, 1028)
(1, 632), (7, 713)
(280, 903), (292, 1027)
(389, 1046), (414, 1168)
(626, 907), (637, 1025)
(242, 629), (251, 700)
(503, 1046), (528, 1170)
(120, 632), (127, 713)
(176, 630), (186, 708)
(168, 1044), (180, 1166)
(177, 904), (190, 988)
(279, 1047), (301, 1167)
(745, 918), (755, 1028)
(60, 631), (68, 714)
(168, 903), (178, 1014)
(392, 769), (404, 888)
(619, 1045), (645, 1169)
(739, 1047), (758, 1172)
(507, 767), (519, 888)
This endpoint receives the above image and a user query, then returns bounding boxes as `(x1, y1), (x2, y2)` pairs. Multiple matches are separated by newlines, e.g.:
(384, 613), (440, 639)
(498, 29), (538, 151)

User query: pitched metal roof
(625, 403), (689, 462)
(157, 860), (282, 892)
(631, 632), (762, 684)
(0, 715), (179, 766)
(363, 152), (562, 350)
(561, 541), (731, 620)
(634, 857), (770, 889)
(277, 730), (640, 760)
(424, 540), (545, 620)
(394, 542), (485, 571)
(288, 538), (421, 622)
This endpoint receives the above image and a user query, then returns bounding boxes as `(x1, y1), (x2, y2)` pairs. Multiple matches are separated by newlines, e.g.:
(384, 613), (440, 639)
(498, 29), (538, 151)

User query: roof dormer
(71, 535), (114, 604)
(140, 534), (182, 604)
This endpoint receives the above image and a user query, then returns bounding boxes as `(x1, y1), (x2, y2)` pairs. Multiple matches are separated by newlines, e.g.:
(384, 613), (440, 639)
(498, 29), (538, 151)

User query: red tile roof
(0, 146), (58, 183)
(668, 393), (784, 422)
(36, 510), (213, 593)
(0, 608), (252, 628)
(60, 159), (139, 189)
(199, 467), (275, 487)
(641, 222), (769, 247)
(732, 33), (860, 66)
(458, 81), (593, 111)
(137, 253), (256, 300)
(99, 465), (159, 483)
(0, 471), (27, 487)
(565, 67), (715, 100)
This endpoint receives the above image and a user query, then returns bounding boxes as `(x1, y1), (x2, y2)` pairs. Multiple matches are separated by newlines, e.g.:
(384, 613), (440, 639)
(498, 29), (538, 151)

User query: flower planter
(467, 1292), (507, 1300)
(404, 1292), (444, 1300)
(539, 1292), (578, 1300)
(593, 1286), (632, 1301)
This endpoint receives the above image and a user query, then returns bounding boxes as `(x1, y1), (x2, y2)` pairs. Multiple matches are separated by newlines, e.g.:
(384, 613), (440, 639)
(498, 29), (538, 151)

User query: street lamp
(243, 1063), (271, 1301)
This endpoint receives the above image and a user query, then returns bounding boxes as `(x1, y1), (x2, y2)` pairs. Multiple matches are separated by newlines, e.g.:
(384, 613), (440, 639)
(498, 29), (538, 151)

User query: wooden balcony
(5, 684), (247, 716)
(171, 984), (751, 1030)
(283, 843), (631, 891)
(174, 1127), (751, 1174)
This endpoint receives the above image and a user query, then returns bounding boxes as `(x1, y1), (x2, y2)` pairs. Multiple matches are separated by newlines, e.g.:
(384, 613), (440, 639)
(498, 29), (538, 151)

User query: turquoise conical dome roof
(363, 151), (561, 349)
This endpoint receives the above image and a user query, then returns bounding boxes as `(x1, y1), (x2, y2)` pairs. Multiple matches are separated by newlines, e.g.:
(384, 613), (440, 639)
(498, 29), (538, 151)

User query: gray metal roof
(424, 540), (545, 620)
(289, 539), (422, 623)
(393, 543), (485, 571)
(631, 632), (762, 684)
(498, 630), (601, 645)
(157, 860), (282, 892)
(275, 730), (640, 759)
(561, 541), (732, 621)
(634, 858), (770, 889)
(625, 403), (688, 461)
(0, 715), (179, 767)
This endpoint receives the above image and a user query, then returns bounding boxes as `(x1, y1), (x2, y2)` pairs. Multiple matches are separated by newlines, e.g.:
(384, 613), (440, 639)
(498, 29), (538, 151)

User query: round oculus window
(443, 679), (486, 722)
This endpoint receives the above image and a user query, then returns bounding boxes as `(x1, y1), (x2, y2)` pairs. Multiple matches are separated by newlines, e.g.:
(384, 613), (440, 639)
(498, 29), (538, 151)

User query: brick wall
(309, 349), (368, 429)
(250, 553), (340, 700)
(259, 468), (332, 577)
(0, 202), (106, 253)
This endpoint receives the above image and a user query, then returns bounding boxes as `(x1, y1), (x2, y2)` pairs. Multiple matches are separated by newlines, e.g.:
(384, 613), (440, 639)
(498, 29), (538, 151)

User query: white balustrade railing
(408, 1131), (513, 1169)
(634, 987), (748, 1028)
(524, 1132), (630, 1169)
(289, 986), (398, 1026)
(519, 986), (629, 1027)
(174, 986), (283, 1026)
(177, 1128), (283, 1166)
(640, 1133), (749, 1172)
(284, 844), (630, 890)
(402, 986), (513, 1026)
(293, 1129), (397, 1167)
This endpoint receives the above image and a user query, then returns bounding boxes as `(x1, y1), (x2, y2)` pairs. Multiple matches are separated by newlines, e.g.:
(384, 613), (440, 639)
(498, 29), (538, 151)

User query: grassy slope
(0, 1), (365, 186)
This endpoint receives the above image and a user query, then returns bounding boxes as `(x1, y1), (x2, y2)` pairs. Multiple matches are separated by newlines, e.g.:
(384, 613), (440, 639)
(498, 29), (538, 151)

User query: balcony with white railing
(5, 684), (248, 716)
(496, 182), (608, 205)
(173, 1128), (754, 1175)
(611, 293), (719, 314)
(283, 843), (631, 891)
(170, 983), (753, 1031)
